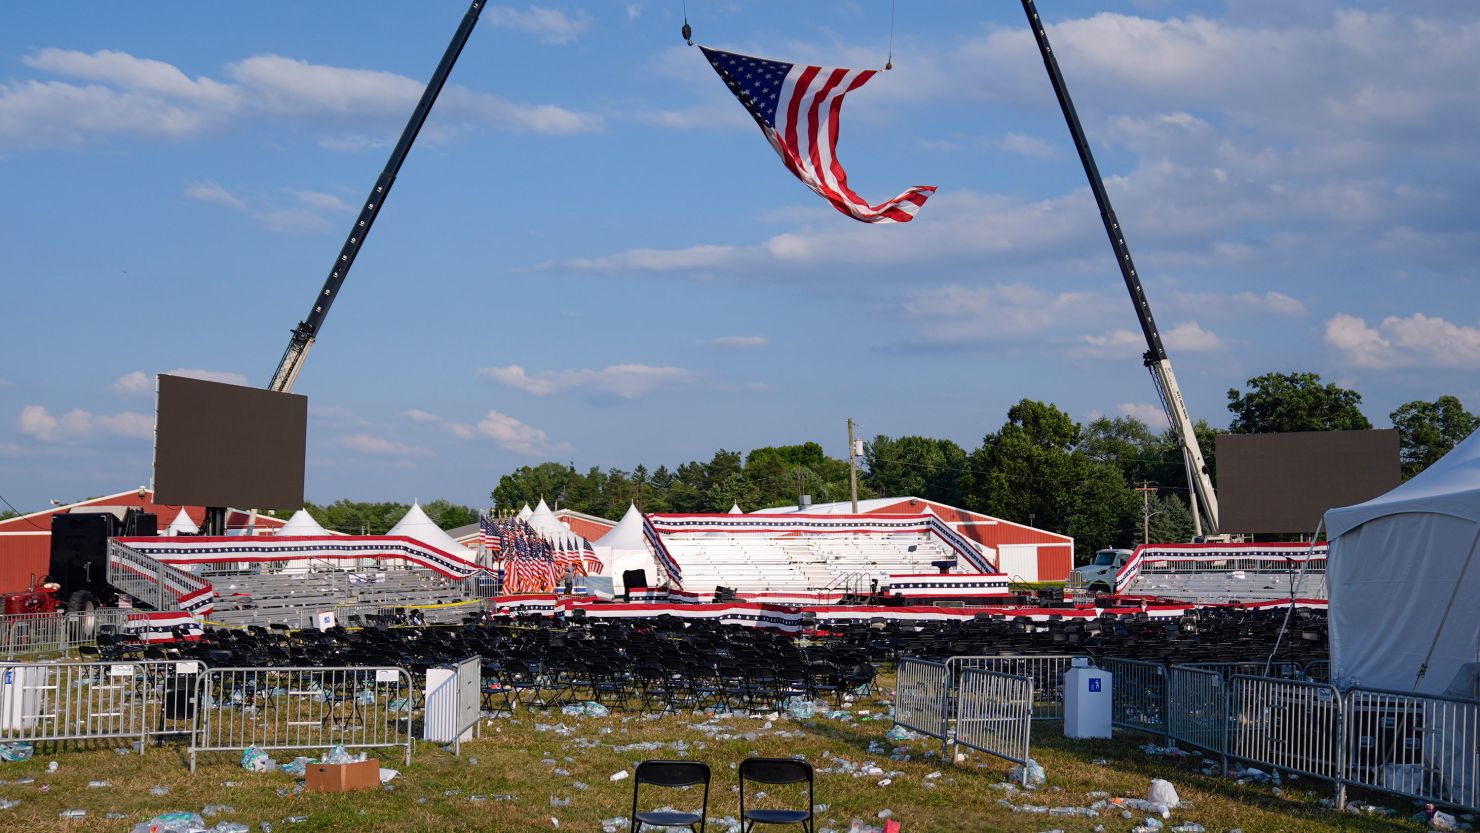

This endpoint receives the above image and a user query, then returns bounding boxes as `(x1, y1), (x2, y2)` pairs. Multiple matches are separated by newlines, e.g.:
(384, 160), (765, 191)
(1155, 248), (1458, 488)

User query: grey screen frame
(1216, 429), (1400, 534)
(152, 374), (307, 508)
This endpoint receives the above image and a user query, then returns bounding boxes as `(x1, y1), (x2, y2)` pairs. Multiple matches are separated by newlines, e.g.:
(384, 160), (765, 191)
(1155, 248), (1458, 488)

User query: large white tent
(1327, 430), (1480, 695)
(165, 508), (199, 536)
(275, 509), (332, 537)
(594, 503), (655, 593)
(387, 502), (473, 554)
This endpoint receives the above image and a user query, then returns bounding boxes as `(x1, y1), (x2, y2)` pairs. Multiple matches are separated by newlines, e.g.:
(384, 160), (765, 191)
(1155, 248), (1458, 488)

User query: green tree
(0, 509), (17, 521)
(862, 435), (968, 504)
(1227, 372), (1371, 433)
(1391, 395), (1480, 478)
(490, 462), (582, 512)
(422, 499), (478, 530)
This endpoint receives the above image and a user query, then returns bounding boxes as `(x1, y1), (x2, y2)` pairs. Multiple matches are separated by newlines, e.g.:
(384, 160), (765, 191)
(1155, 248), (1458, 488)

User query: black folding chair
(739, 757), (813, 833)
(630, 759), (710, 833)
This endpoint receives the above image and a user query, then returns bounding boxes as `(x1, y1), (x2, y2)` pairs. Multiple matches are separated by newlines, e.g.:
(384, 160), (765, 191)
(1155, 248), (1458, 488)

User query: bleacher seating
(204, 566), (473, 627)
(1125, 566), (1327, 603)
(663, 533), (963, 598)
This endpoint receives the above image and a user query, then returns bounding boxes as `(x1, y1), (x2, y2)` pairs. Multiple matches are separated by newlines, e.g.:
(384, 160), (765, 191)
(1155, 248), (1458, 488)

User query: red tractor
(2, 577), (65, 616)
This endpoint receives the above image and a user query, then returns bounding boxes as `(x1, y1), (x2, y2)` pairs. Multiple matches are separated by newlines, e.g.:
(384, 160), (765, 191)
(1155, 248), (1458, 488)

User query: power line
(0, 492), (49, 530)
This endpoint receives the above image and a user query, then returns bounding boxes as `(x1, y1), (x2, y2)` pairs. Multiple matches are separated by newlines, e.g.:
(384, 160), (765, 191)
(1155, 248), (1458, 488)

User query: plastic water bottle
(60, 809), (87, 819)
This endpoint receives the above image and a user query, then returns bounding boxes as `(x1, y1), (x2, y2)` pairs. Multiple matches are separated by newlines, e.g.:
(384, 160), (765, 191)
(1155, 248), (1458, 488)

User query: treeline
(295, 499), (479, 536)
(488, 372), (1478, 560)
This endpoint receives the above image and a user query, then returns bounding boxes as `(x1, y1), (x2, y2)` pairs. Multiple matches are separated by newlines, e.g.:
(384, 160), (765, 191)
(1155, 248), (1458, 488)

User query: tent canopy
(275, 508), (331, 537)
(166, 508), (198, 536)
(596, 504), (648, 553)
(387, 502), (471, 553)
(1327, 429), (1480, 695)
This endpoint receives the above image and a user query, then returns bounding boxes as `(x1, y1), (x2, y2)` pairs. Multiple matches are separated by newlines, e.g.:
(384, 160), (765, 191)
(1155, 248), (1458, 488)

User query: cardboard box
(306, 758), (380, 793)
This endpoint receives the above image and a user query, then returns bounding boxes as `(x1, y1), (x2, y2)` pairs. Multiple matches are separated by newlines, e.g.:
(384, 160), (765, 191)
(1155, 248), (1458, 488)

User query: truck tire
(1088, 582), (1111, 595)
(67, 589), (98, 635)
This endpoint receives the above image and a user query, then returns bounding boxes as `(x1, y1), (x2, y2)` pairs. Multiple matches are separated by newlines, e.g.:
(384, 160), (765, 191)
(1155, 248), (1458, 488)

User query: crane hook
(682, 20), (693, 45)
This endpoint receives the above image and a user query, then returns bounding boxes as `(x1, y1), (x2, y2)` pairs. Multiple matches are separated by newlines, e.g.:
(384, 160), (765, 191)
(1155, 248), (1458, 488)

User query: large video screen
(153, 374), (307, 509)
(1217, 429), (1400, 534)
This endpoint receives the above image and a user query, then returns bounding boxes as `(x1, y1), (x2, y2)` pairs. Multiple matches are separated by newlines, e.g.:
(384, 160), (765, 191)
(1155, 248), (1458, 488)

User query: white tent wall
(1329, 512), (1480, 694)
(1327, 429), (1480, 696)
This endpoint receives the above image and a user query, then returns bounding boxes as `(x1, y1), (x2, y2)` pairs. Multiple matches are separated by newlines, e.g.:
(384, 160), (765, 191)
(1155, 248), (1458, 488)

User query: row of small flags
(478, 513), (602, 594)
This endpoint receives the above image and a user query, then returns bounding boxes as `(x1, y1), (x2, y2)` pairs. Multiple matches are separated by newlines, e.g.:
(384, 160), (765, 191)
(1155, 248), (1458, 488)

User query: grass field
(0, 685), (1427, 833)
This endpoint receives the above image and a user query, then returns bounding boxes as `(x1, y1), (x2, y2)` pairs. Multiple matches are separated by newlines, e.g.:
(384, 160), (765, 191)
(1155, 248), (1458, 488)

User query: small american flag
(479, 513), (502, 553)
(701, 46), (935, 224)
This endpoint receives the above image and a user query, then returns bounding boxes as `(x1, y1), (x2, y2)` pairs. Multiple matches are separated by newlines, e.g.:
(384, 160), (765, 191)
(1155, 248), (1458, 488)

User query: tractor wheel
(67, 589), (99, 635)
(1088, 583), (1112, 595)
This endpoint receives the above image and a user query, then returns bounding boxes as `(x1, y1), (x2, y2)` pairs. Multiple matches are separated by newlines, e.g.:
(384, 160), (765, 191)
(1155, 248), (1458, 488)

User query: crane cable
(885, 0), (896, 70)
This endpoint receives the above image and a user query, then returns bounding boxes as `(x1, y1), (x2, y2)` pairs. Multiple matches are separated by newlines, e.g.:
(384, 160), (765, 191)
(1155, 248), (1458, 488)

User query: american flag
(582, 539), (603, 575)
(479, 513), (502, 553)
(700, 46), (935, 224)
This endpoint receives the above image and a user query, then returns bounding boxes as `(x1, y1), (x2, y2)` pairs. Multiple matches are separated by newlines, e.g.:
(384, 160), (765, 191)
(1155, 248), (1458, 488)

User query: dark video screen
(153, 374), (307, 509)
(1217, 429), (1400, 534)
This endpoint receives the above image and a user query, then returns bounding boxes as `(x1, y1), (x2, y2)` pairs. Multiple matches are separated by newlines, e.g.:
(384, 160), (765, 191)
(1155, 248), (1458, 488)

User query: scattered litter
(379, 768), (399, 783)
(610, 770), (629, 782)
(560, 701), (610, 718)
(130, 812), (204, 833)
(87, 779), (111, 788)
(877, 809), (893, 819)
(0, 743), (33, 762)
(1147, 779), (1180, 808)
(203, 804), (235, 818)
(1169, 825), (1205, 833)
(1009, 759), (1047, 787)
(47, 761), (59, 772)
(59, 808), (86, 820)
(241, 746), (270, 772)
(884, 725), (915, 742)
(150, 785), (171, 797)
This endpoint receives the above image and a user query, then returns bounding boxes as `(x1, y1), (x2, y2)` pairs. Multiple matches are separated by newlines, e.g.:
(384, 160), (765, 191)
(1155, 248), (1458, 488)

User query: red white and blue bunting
(641, 514), (684, 586)
(116, 535), (486, 580)
(1114, 542), (1329, 593)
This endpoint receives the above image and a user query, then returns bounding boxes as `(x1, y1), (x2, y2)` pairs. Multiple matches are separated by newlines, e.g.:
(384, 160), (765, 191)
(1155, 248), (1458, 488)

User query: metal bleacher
(1125, 563), (1328, 603)
(664, 533), (959, 598)
(205, 566), (476, 628)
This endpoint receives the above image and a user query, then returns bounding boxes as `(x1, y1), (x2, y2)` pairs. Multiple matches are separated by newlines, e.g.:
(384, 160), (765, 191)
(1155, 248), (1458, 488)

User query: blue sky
(3, 1), (1479, 512)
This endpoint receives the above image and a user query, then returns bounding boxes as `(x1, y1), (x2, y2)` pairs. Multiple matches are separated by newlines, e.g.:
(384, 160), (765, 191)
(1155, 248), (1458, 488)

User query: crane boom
(1019, 0), (1220, 533)
(268, 0), (487, 393)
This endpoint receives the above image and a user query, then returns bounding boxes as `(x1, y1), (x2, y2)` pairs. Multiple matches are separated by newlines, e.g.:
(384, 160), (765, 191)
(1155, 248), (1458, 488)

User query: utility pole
(1135, 482), (1158, 544)
(847, 418), (860, 514)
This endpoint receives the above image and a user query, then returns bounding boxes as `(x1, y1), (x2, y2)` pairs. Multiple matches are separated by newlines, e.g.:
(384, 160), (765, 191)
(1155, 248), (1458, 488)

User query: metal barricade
(894, 657), (950, 741)
(424, 656), (481, 755)
(190, 666), (414, 771)
(1228, 675), (1344, 783)
(954, 667), (1032, 779)
(1167, 664), (1227, 757)
(947, 655), (1086, 720)
(1102, 658), (1169, 739)
(0, 659), (204, 749)
(1344, 687), (1479, 814)
(3, 609), (133, 659)
(1185, 661), (1308, 682)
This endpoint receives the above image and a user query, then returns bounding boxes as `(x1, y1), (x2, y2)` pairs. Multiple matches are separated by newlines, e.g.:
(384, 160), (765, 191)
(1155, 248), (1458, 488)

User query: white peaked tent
(728, 503), (743, 514)
(275, 508), (331, 537)
(387, 502), (473, 554)
(526, 499), (563, 538)
(516, 503), (533, 522)
(166, 508), (199, 536)
(1327, 429), (1480, 695)
(594, 503), (656, 592)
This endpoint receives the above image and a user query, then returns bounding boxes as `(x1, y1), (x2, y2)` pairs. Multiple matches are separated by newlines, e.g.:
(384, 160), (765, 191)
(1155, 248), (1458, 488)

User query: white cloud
(1162, 320), (1225, 352)
(485, 6), (594, 44)
(294, 190), (350, 213)
(1077, 328), (1145, 359)
(1117, 401), (1170, 429)
(25, 48), (237, 104)
(338, 433), (430, 457)
(548, 244), (740, 272)
(700, 335), (769, 349)
(400, 409), (444, 424)
(163, 368), (250, 386)
(184, 180), (247, 212)
(477, 364), (701, 399)
(473, 409), (569, 455)
(625, 4), (643, 21)
(1, 48), (601, 152)
(1172, 289), (1307, 317)
(309, 404), (357, 422)
(1325, 312), (1480, 369)
(0, 378), (13, 388)
(898, 283), (1112, 350)
(1000, 132), (1059, 159)
(110, 371), (151, 395)
(18, 405), (152, 442)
